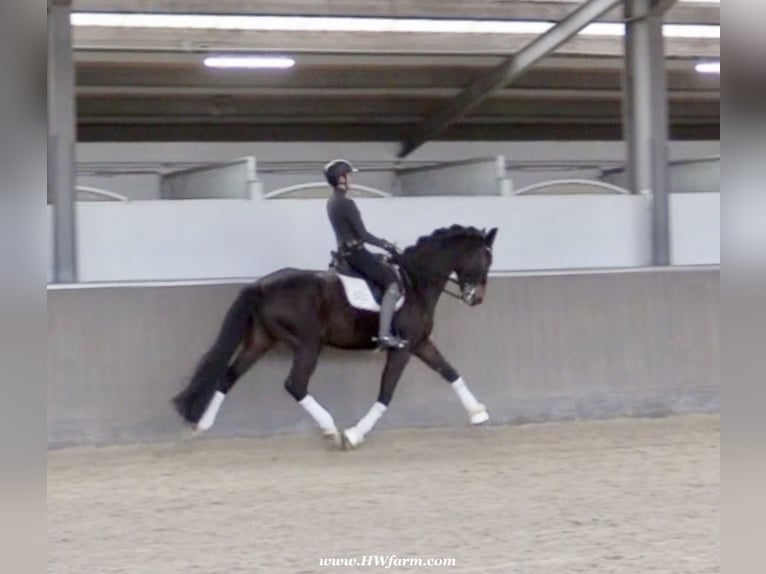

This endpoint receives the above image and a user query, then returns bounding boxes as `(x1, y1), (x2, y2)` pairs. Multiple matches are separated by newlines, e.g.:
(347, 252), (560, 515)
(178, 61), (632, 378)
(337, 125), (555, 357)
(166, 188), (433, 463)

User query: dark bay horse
(173, 224), (498, 449)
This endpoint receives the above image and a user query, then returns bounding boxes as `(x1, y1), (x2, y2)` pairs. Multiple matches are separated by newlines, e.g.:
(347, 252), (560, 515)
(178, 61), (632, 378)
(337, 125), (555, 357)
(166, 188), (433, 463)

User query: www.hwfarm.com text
(320, 556), (456, 568)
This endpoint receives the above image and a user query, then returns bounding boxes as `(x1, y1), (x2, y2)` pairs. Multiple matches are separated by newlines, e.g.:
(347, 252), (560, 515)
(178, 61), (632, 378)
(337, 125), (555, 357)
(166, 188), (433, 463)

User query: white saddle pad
(336, 274), (405, 313)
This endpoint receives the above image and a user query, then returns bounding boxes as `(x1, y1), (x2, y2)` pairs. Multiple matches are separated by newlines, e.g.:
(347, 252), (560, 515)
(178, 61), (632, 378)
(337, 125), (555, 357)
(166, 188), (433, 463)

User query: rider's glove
(384, 241), (401, 255)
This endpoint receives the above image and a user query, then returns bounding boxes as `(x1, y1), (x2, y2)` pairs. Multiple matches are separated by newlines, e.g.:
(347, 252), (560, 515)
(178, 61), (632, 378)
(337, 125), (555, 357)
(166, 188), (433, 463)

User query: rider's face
(338, 174), (350, 190)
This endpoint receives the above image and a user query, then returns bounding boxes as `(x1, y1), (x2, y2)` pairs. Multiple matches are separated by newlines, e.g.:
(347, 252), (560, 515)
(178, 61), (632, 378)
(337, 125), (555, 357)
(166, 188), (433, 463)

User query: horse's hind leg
(261, 317), (341, 445)
(221, 327), (275, 394)
(196, 323), (274, 432)
(283, 344), (341, 446)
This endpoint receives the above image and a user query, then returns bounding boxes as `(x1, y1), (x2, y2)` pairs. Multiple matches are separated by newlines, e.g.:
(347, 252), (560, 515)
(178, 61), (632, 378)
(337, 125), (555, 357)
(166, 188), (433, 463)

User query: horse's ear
(485, 227), (498, 247)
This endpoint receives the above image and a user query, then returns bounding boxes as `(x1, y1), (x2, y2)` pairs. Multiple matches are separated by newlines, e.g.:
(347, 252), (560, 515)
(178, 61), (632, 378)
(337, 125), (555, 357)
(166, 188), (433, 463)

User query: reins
(391, 254), (465, 301)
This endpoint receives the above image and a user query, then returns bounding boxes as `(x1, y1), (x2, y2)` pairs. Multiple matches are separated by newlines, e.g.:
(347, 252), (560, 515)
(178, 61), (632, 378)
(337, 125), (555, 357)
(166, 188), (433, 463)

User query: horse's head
(401, 225), (499, 307)
(452, 227), (497, 306)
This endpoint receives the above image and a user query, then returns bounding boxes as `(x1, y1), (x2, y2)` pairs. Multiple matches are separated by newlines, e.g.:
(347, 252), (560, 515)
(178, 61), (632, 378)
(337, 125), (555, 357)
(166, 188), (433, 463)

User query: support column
(623, 0), (672, 266)
(48, 0), (77, 282)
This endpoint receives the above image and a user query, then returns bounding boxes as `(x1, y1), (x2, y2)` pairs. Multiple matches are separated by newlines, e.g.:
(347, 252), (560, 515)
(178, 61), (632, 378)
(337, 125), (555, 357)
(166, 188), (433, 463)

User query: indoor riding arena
(48, 1), (720, 573)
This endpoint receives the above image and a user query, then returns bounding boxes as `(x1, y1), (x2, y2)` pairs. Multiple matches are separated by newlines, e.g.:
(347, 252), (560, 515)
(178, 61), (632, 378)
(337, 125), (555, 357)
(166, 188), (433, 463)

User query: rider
(324, 159), (407, 350)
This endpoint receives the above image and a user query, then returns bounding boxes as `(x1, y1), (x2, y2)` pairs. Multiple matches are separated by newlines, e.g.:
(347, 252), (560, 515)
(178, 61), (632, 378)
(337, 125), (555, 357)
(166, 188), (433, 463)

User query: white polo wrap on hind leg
(345, 402), (387, 447)
(197, 391), (226, 431)
(356, 402), (387, 436)
(299, 394), (338, 434)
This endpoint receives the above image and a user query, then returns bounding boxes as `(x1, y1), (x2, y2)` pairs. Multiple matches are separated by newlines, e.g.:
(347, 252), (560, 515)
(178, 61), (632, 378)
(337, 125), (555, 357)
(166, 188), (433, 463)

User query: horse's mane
(402, 224), (485, 257)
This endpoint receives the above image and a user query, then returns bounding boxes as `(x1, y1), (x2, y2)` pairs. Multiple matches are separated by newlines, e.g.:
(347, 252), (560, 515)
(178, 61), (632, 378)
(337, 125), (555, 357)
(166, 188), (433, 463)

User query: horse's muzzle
(462, 284), (485, 306)
(463, 284), (486, 307)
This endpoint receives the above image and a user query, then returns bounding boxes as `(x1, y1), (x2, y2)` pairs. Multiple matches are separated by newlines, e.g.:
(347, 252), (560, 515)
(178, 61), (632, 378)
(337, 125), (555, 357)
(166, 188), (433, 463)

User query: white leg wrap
(356, 402), (387, 437)
(197, 391), (225, 431)
(299, 395), (338, 434)
(344, 402), (387, 448)
(452, 378), (480, 411)
(451, 378), (489, 425)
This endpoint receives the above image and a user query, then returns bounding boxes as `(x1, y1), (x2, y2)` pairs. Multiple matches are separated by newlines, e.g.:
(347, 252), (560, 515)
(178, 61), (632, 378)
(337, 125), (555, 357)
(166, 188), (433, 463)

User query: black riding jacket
(327, 188), (388, 251)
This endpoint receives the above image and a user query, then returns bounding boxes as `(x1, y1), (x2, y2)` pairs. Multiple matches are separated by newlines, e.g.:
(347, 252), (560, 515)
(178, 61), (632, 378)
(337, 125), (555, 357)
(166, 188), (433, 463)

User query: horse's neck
(403, 243), (458, 311)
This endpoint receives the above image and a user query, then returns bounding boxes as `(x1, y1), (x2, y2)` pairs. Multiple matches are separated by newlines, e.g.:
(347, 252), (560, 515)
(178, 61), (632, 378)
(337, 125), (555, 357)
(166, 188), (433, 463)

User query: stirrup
(373, 335), (408, 350)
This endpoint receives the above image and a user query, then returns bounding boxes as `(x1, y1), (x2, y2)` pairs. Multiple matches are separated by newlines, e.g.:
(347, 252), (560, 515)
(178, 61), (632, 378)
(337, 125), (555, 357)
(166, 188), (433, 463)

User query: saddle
(329, 251), (405, 313)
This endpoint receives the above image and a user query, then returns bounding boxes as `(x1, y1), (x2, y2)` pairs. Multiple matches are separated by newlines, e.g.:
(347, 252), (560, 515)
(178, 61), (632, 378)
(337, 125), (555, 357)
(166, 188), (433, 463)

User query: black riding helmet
(324, 159), (358, 187)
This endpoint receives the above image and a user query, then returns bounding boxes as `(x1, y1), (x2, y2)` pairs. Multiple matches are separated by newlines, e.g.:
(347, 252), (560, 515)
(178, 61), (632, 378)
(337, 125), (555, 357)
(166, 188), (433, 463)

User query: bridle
(407, 266), (466, 302)
(388, 247), (491, 305)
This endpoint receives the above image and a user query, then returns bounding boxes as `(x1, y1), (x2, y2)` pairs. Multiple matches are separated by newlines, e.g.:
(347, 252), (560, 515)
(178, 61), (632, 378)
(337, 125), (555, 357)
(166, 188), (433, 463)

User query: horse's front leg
(342, 349), (411, 449)
(413, 339), (489, 425)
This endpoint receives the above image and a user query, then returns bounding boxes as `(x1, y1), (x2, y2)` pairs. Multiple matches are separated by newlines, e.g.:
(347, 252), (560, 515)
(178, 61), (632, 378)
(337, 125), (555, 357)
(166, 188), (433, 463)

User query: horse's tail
(172, 285), (260, 425)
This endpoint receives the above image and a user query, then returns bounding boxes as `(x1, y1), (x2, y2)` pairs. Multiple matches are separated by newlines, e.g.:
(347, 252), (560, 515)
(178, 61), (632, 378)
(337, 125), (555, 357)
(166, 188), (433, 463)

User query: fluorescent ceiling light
(578, 23), (625, 36)
(579, 22), (719, 38)
(695, 61), (720, 74)
(204, 55), (295, 69)
(71, 13), (551, 33)
(71, 13), (720, 39)
(661, 24), (720, 38)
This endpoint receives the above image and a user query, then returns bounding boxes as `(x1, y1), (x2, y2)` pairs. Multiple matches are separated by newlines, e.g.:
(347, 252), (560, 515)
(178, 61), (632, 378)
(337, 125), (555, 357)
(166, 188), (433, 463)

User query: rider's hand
(385, 241), (401, 255)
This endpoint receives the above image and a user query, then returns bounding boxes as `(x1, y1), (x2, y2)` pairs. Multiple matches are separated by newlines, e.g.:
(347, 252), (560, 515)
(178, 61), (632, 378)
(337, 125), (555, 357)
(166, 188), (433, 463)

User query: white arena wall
(46, 192), (719, 283)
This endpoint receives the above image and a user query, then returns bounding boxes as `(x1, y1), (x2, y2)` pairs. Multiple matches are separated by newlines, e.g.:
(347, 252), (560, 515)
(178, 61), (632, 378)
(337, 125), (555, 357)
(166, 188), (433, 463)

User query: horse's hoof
(181, 427), (201, 441)
(323, 429), (342, 448)
(342, 427), (363, 450)
(470, 406), (490, 425)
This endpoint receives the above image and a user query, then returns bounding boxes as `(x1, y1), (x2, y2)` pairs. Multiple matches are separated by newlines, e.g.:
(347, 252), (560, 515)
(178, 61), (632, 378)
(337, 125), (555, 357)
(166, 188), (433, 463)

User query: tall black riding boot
(376, 283), (407, 349)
